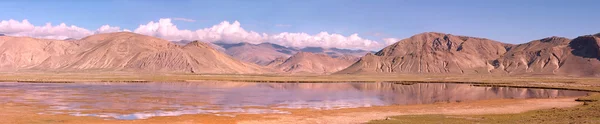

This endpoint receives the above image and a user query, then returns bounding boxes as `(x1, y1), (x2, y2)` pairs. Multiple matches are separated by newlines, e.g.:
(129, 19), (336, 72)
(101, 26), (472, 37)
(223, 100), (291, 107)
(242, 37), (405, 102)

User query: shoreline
(1, 73), (599, 93)
(0, 97), (585, 124)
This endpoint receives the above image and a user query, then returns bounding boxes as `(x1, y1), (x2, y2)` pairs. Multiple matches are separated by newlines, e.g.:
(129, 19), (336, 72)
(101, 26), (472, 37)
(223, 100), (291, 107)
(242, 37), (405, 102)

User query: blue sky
(1, 0), (599, 50)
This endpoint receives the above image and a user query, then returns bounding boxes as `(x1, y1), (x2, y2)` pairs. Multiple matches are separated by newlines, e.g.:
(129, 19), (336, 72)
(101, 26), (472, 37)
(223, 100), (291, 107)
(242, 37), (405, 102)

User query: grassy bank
(369, 93), (600, 124)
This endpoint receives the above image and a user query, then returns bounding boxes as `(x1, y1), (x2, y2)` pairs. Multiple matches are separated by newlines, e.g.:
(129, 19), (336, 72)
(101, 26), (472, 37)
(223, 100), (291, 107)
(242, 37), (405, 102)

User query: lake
(0, 82), (589, 120)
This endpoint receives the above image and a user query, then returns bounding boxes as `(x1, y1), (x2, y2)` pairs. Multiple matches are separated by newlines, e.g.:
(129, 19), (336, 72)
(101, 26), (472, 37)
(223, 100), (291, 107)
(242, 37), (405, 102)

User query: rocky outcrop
(338, 32), (511, 74)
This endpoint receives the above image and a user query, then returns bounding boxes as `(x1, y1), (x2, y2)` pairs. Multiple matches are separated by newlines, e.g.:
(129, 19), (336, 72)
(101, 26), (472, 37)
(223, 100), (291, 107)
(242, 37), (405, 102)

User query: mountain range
(338, 32), (600, 77)
(6, 32), (266, 74)
(1, 31), (600, 77)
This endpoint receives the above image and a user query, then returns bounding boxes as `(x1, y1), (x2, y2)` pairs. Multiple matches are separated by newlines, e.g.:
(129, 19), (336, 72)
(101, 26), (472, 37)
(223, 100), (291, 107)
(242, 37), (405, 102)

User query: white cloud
(134, 18), (382, 49)
(133, 18), (267, 44)
(194, 20), (268, 44)
(0, 19), (121, 40)
(172, 18), (196, 22)
(95, 25), (122, 34)
(0, 19), (35, 34)
(0, 18), (385, 50)
(383, 38), (399, 45)
(270, 32), (381, 49)
(133, 18), (197, 41)
(5, 21), (94, 40)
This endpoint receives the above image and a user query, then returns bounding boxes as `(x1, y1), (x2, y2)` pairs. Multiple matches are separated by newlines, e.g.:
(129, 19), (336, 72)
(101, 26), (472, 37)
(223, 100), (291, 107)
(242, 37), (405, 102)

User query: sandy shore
(0, 97), (582, 124)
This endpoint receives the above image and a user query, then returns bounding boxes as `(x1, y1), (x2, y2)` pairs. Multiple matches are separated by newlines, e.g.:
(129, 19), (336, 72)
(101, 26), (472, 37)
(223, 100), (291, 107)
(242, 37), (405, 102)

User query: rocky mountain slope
(3, 31), (600, 77)
(11, 32), (267, 74)
(267, 52), (357, 74)
(215, 42), (372, 65)
(338, 32), (511, 74)
(338, 32), (600, 77)
(0, 36), (77, 71)
(217, 42), (297, 65)
(491, 34), (600, 76)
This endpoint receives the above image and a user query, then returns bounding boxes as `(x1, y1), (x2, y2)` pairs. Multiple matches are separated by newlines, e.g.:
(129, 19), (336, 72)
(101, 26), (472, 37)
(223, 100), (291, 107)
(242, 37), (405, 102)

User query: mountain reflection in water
(0, 82), (588, 120)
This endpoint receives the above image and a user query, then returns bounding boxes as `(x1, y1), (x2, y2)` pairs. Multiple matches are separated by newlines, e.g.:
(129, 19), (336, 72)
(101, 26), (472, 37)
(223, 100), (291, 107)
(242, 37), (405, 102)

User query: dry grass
(1, 72), (599, 91)
(369, 93), (600, 124)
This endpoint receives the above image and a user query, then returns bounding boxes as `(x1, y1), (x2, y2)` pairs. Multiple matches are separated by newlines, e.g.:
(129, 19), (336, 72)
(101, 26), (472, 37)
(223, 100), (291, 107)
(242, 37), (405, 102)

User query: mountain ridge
(20, 32), (269, 74)
(338, 32), (600, 77)
(267, 52), (357, 74)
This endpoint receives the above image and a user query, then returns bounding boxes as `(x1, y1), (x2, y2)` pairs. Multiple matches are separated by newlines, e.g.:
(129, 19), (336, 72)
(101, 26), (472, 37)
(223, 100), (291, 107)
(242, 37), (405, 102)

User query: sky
(0, 0), (599, 50)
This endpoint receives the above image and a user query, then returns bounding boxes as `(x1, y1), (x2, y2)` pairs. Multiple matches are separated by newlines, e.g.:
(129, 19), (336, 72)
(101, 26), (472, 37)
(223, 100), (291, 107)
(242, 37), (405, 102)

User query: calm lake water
(0, 82), (589, 120)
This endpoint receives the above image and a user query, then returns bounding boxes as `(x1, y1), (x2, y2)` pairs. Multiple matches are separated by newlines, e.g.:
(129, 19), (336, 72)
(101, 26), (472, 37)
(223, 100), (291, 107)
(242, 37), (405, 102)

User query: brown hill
(219, 42), (295, 65)
(0, 36), (77, 71)
(491, 34), (600, 76)
(338, 32), (600, 77)
(490, 37), (571, 75)
(338, 32), (511, 74)
(268, 52), (357, 74)
(215, 42), (372, 66)
(32, 32), (267, 74)
(181, 41), (267, 74)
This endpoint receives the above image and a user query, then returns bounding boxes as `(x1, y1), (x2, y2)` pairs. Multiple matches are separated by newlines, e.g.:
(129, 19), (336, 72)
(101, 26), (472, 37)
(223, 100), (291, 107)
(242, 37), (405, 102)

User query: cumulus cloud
(0, 19), (94, 40)
(0, 19), (123, 40)
(133, 18), (197, 41)
(134, 18), (267, 44)
(270, 32), (381, 49)
(172, 18), (196, 22)
(95, 25), (122, 34)
(383, 38), (399, 45)
(134, 18), (382, 49)
(0, 19), (35, 34)
(0, 18), (385, 50)
(194, 20), (268, 44)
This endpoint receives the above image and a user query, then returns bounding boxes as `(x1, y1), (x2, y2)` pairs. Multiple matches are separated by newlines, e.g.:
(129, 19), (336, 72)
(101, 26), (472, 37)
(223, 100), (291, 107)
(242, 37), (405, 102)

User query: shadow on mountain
(569, 35), (600, 61)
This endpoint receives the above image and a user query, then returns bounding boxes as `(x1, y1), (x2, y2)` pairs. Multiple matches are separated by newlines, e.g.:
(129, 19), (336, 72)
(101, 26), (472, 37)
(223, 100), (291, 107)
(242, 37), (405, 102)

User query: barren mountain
(181, 41), (267, 74)
(338, 32), (511, 74)
(32, 32), (266, 74)
(268, 52), (357, 74)
(491, 34), (600, 76)
(172, 40), (225, 52)
(0, 36), (77, 71)
(218, 42), (296, 65)
(215, 42), (372, 65)
(338, 32), (600, 77)
(300, 47), (372, 58)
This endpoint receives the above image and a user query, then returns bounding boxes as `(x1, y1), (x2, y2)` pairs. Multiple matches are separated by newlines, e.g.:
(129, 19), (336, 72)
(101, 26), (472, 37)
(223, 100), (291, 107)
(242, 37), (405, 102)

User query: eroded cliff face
(555, 35), (600, 76)
(339, 32), (511, 74)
